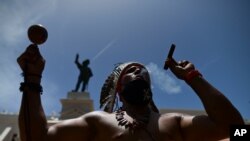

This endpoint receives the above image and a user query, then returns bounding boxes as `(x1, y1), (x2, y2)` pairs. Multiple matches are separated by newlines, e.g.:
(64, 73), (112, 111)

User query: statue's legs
(81, 82), (86, 92)
(81, 79), (90, 92)
(74, 78), (81, 92)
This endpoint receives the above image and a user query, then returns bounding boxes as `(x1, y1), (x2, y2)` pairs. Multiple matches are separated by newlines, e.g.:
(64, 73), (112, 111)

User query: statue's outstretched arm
(75, 53), (81, 68)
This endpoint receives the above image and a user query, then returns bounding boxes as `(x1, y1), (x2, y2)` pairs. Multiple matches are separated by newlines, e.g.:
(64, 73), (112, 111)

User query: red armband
(185, 70), (202, 84)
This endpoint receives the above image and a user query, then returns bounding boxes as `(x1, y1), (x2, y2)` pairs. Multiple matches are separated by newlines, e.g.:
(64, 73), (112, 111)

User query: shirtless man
(17, 46), (244, 141)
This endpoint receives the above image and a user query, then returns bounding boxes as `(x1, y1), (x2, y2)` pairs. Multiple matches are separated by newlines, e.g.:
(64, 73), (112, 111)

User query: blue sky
(0, 0), (249, 120)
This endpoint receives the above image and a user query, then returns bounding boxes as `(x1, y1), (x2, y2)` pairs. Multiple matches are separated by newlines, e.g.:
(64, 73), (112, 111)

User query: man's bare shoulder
(49, 111), (111, 136)
(78, 110), (112, 121)
(50, 111), (111, 128)
(47, 111), (114, 140)
(83, 110), (110, 117)
(160, 112), (189, 119)
(157, 112), (193, 128)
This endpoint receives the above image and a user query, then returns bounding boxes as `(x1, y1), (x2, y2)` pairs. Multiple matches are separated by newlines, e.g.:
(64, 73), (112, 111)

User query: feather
(100, 63), (127, 113)
(100, 72), (118, 113)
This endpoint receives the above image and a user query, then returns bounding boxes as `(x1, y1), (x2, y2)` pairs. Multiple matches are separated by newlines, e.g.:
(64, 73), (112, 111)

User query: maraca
(28, 24), (48, 45)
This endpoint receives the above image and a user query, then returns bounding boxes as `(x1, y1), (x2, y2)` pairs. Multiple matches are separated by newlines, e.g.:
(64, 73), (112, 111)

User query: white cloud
(0, 0), (58, 46)
(0, 61), (22, 113)
(146, 62), (181, 94)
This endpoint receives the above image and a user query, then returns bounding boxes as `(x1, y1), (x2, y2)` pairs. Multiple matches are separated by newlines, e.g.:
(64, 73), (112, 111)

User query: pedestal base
(60, 92), (94, 120)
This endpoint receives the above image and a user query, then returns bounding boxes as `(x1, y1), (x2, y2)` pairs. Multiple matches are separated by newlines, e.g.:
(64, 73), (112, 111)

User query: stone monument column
(60, 91), (94, 120)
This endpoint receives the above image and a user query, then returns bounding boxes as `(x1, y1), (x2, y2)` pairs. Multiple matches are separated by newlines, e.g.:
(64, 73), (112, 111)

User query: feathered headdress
(99, 62), (159, 113)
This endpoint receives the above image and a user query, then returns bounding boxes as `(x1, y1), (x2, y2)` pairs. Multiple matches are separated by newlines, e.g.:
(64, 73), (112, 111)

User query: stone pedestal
(60, 92), (94, 120)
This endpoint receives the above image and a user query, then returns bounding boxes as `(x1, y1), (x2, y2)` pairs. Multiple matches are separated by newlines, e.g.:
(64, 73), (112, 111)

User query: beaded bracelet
(19, 82), (43, 94)
(185, 70), (202, 84)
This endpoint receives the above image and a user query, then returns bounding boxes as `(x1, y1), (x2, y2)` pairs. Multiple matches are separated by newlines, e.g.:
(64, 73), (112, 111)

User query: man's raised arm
(17, 46), (95, 141)
(166, 58), (244, 141)
(17, 45), (48, 141)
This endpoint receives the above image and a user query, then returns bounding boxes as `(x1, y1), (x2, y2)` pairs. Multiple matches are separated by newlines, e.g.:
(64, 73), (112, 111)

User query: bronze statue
(73, 54), (93, 92)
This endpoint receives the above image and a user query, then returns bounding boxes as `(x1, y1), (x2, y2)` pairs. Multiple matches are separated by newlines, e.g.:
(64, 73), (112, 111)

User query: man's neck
(122, 104), (151, 119)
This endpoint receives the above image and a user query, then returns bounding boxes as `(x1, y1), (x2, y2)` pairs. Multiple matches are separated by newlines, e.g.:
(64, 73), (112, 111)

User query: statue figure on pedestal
(72, 53), (93, 92)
